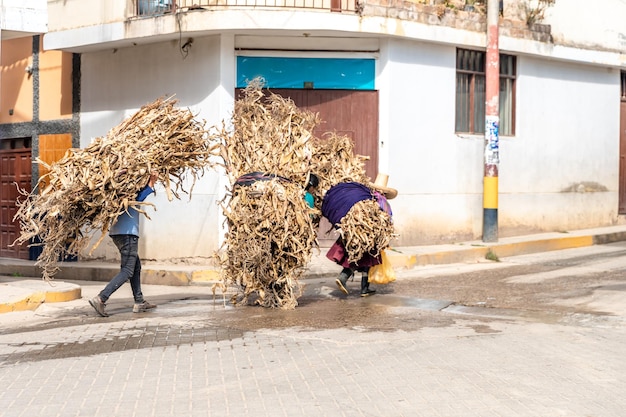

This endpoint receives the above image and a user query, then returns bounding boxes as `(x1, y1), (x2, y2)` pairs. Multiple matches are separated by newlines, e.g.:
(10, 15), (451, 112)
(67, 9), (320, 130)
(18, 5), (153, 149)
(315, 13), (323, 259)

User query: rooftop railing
(135, 0), (356, 17)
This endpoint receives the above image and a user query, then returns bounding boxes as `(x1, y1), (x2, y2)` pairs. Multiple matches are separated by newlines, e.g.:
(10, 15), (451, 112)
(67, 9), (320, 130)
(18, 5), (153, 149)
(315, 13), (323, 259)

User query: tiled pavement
(2, 226), (626, 416)
(1, 272), (626, 416)
(1, 308), (624, 417)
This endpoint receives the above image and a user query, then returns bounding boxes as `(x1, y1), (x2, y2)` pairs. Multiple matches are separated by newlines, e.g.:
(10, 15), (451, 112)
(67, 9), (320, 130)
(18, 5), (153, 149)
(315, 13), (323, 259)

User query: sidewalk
(2, 224), (626, 313)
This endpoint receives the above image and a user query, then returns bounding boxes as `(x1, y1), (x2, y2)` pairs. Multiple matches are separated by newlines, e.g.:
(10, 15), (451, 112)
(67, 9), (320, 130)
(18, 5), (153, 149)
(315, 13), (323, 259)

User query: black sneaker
(133, 300), (157, 313)
(89, 296), (109, 317)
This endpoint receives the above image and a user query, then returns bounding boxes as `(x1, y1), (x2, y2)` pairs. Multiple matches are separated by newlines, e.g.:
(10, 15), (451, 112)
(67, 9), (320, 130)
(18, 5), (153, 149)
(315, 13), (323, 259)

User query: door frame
(618, 71), (626, 213)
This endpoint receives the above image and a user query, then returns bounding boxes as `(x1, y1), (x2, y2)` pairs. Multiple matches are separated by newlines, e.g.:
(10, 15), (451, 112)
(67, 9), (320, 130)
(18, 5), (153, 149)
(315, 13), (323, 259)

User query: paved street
(1, 243), (626, 417)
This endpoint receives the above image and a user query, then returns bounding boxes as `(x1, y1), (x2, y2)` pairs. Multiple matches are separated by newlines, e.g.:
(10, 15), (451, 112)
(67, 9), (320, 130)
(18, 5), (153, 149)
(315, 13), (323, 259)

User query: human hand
(148, 170), (158, 188)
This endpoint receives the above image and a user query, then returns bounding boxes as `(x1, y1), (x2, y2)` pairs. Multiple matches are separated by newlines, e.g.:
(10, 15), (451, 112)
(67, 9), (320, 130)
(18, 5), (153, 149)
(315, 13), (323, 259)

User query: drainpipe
(482, 0), (500, 242)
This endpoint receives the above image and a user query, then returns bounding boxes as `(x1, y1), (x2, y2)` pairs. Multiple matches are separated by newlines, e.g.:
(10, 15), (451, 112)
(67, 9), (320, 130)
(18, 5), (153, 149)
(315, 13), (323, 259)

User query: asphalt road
(1, 243), (625, 416)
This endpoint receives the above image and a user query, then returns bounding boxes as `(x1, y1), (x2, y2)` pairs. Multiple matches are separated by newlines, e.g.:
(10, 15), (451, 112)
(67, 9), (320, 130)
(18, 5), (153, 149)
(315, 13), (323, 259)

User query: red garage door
(236, 88), (379, 181)
(270, 89), (379, 181)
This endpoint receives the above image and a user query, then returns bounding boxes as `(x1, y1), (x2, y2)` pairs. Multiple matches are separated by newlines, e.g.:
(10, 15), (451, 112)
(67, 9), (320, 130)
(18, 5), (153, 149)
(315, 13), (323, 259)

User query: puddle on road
(0, 280), (604, 366)
(367, 294), (453, 311)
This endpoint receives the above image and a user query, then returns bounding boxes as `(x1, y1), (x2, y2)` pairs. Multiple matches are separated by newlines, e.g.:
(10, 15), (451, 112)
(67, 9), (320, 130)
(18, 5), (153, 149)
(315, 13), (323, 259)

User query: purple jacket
(321, 182), (373, 226)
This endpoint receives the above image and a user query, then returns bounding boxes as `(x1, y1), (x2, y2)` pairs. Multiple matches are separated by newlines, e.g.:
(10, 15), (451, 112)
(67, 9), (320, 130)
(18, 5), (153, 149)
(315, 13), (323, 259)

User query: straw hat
(370, 173), (397, 200)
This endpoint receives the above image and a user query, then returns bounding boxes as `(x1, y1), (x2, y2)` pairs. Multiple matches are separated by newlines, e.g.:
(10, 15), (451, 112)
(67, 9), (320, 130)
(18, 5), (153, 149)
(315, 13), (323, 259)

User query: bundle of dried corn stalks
(339, 199), (395, 265)
(309, 133), (396, 264)
(212, 81), (319, 309)
(219, 80), (320, 185)
(12, 97), (215, 281)
(223, 179), (315, 309)
(309, 133), (369, 199)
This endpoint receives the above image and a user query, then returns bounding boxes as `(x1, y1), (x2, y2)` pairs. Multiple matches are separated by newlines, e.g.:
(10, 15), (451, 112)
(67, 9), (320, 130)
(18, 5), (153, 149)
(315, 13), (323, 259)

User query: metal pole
(482, 0), (500, 242)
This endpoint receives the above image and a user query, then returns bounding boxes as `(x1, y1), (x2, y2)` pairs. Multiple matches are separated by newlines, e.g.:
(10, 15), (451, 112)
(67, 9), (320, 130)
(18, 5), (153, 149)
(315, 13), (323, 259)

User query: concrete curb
(2, 225), (626, 314)
(0, 279), (82, 313)
(412, 234), (596, 265)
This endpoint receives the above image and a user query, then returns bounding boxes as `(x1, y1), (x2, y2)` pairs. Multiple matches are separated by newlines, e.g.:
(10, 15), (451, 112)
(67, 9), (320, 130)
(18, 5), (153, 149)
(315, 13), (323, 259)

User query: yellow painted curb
(45, 287), (82, 303)
(385, 251), (417, 269)
(191, 269), (222, 283)
(408, 235), (596, 266)
(487, 235), (594, 258)
(0, 284), (82, 314)
(142, 270), (190, 286)
(0, 292), (45, 313)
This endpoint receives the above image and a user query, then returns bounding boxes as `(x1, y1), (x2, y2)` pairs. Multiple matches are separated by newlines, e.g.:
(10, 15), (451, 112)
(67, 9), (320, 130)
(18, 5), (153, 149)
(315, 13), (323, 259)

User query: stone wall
(359, 0), (553, 43)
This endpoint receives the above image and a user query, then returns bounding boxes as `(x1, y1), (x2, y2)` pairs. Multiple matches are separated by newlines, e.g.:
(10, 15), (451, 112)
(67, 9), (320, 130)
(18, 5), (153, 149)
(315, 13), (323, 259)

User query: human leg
(98, 235), (139, 303)
(89, 235), (137, 317)
(124, 238), (156, 312)
(360, 268), (376, 297)
(335, 267), (353, 295)
(128, 246), (144, 303)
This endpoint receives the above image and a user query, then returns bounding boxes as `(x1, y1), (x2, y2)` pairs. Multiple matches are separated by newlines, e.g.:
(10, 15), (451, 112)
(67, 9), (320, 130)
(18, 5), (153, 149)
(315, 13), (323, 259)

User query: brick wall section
(359, 1), (552, 43)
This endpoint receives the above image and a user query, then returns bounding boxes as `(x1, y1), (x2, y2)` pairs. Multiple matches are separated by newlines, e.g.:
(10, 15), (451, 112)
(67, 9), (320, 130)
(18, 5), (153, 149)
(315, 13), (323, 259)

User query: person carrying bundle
(89, 170), (159, 317)
(321, 174), (397, 297)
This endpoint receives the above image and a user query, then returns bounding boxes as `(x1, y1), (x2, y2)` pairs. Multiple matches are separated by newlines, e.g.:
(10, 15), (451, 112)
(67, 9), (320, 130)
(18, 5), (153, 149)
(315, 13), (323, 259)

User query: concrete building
(2, 0), (625, 261)
(0, 0), (79, 259)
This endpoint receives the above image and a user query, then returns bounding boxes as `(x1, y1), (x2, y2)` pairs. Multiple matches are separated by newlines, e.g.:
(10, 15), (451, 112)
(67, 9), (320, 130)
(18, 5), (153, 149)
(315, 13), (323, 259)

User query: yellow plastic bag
(368, 249), (396, 285)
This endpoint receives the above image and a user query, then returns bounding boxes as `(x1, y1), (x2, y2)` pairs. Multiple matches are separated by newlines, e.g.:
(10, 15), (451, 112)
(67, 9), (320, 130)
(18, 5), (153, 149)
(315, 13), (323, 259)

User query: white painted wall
(380, 36), (621, 245)
(543, 0), (626, 53)
(1, 0), (47, 34)
(77, 30), (623, 254)
(501, 0), (626, 54)
(380, 38), (485, 244)
(47, 0), (128, 30)
(80, 35), (231, 260)
(500, 56), (620, 232)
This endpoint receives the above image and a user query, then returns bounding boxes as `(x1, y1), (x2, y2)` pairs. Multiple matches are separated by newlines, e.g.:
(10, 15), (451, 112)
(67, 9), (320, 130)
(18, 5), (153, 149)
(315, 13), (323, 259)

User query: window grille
(455, 48), (516, 136)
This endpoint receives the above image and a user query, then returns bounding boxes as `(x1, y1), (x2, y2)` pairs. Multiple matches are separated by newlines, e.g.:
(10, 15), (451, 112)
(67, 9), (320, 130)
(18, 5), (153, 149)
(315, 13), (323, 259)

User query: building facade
(2, 0), (625, 260)
(0, 0), (79, 259)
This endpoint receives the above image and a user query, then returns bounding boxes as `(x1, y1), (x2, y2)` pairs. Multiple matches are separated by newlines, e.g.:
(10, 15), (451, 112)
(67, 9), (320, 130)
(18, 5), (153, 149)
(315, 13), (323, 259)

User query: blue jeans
(99, 235), (144, 303)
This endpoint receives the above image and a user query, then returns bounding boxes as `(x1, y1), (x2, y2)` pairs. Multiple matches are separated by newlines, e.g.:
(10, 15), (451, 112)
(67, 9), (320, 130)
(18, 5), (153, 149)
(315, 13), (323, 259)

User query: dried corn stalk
(213, 80), (320, 309)
(221, 78), (319, 184)
(223, 179), (316, 309)
(309, 133), (369, 202)
(339, 199), (395, 264)
(309, 133), (396, 263)
(12, 97), (215, 281)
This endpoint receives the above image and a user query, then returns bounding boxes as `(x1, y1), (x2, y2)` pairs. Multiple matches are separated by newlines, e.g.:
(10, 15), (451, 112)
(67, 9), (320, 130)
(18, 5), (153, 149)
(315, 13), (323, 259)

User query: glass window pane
(500, 78), (513, 135)
(456, 74), (470, 132)
(475, 50), (485, 73)
(500, 55), (513, 76)
(474, 75), (485, 133)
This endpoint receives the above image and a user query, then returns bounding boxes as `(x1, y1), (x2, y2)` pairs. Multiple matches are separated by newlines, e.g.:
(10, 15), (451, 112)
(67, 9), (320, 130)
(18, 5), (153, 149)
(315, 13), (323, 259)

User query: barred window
(621, 71), (626, 101)
(455, 49), (516, 136)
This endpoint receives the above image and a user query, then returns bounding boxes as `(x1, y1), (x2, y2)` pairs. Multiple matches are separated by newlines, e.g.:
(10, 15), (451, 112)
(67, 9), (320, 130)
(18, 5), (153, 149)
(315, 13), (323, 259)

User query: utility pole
(482, 0), (500, 242)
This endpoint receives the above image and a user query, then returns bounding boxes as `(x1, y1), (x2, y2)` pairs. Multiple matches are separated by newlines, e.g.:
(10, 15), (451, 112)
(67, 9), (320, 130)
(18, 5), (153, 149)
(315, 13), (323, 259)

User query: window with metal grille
(455, 48), (516, 136)
(621, 71), (626, 101)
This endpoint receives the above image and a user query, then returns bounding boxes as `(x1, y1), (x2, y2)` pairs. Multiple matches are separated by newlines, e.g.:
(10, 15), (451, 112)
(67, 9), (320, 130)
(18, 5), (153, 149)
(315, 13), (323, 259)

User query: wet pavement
(2, 242), (626, 416)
